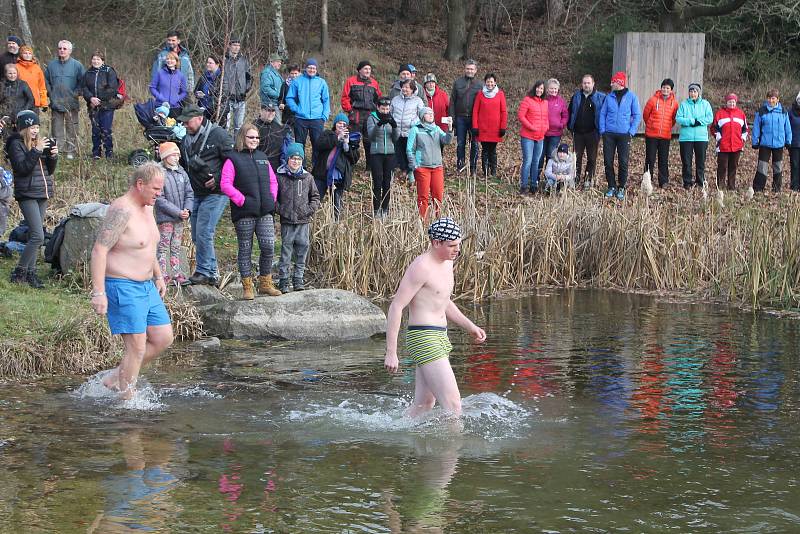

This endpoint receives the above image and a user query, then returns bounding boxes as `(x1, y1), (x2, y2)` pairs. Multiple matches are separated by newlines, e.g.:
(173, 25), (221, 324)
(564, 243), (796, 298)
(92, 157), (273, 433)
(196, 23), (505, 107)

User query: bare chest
(117, 212), (159, 251)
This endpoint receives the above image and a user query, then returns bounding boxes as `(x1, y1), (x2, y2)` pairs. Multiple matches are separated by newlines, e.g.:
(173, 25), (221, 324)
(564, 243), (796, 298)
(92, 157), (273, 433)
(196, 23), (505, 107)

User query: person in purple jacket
(149, 52), (187, 112)
(538, 78), (568, 177)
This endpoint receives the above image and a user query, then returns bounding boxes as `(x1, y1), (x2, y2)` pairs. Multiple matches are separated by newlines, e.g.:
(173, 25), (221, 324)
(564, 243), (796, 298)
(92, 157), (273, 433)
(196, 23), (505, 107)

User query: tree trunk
(546, 0), (565, 25)
(272, 0), (288, 60)
(444, 0), (468, 61)
(320, 0), (329, 55)
(15, 0), (32, 48)
(0, 0), (14, 35)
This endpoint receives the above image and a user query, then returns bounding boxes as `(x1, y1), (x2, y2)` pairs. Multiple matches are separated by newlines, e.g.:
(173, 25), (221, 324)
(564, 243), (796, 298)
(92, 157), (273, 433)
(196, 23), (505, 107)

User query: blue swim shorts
(105, 278), (171, 335)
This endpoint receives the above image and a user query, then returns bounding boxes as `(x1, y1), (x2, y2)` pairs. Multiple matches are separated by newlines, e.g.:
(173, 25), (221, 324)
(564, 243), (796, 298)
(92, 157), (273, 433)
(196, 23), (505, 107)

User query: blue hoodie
(752, 102), (792, 149)
(286, 72), (330, 121)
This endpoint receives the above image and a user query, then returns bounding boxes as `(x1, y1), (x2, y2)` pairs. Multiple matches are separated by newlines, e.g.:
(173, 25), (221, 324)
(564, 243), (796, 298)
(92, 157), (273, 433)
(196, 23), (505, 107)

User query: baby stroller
(129, 100), (180, 167)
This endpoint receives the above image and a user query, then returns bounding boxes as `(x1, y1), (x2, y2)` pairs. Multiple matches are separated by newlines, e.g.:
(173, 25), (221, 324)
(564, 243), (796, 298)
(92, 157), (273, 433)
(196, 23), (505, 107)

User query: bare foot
(102, 369), (120, 391)
(119, 387), (136, 401)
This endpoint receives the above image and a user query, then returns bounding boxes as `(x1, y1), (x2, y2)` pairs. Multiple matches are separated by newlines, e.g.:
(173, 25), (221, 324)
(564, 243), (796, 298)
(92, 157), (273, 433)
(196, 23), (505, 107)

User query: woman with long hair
(517, 81), (549, 194)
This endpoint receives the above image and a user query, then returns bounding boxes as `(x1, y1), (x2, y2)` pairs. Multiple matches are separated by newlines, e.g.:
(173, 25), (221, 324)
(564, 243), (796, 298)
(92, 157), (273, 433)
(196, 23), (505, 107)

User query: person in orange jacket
(15, 45), (48, 112)
(642, 78), (678, 187)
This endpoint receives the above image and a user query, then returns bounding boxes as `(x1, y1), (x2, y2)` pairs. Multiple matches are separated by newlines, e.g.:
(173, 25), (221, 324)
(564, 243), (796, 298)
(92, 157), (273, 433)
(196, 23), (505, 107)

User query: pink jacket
(545, 94), (568, 137)
(219, 159), (278, 207)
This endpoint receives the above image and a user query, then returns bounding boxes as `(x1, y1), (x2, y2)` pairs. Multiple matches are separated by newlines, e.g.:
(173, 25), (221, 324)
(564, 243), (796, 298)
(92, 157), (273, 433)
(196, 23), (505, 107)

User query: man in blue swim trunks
(385, 217), (486, 417)
(90, 162), (174, 399)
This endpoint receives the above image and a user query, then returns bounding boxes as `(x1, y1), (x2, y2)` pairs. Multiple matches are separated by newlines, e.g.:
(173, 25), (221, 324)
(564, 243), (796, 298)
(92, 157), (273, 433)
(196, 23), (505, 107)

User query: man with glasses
(45, 40), (85, 159)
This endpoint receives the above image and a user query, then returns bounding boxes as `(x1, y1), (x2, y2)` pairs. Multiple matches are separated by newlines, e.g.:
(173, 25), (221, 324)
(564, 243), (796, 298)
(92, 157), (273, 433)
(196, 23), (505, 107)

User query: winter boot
(26, 269), (44, 289)
(278, 278), (290, 293)
(258, 275), (282, 296)
(9, 266), (26, 284)
(292, 278), (305, 291)
(241, 276), (255, 300)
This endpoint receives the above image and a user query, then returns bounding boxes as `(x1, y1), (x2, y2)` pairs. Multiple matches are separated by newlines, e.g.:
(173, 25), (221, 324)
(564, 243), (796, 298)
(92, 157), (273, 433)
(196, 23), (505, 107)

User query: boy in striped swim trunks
(384, 217), (486, 417)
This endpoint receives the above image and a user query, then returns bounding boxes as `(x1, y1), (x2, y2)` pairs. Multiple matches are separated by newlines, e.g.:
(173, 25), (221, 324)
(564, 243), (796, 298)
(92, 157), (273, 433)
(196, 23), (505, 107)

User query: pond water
(2, 290), (800, 533)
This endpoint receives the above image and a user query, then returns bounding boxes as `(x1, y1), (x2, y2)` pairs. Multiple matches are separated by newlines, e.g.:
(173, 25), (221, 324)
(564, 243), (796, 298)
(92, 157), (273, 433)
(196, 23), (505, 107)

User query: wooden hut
(612, 33), (705, 133)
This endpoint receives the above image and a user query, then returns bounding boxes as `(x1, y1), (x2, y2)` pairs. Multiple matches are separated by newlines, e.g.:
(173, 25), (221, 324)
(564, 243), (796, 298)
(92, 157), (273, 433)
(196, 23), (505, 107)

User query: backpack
(108, 71), (128, 110)
(44, 217), (69, 273)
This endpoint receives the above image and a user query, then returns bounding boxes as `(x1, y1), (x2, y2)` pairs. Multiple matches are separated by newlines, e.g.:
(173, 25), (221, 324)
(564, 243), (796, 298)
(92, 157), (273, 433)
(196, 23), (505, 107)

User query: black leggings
(233, 214), (275, 278)
(369, 153), (394, 214)
(481, 142), (498, 176)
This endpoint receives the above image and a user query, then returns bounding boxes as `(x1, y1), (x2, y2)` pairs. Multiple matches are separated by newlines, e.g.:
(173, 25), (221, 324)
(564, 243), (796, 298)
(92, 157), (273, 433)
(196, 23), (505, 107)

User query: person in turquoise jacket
(259, 53), (284, 122)
(751, 89), (793, 192)
(285, 58), (330, 165)
(675, 83), (713, 188)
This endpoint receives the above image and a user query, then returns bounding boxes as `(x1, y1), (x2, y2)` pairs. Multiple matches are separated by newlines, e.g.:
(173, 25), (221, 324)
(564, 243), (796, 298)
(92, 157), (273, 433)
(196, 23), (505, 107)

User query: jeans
(293, 118), (325, 165)
(573, 131), (599, 181)
(539, 135), (561, 175)
(480, 142), (498, 176)
(369, 153), (394, 214)
(414, 166), (445, 219)
(278, 222), (310, 283)
(790, 147), (800, 191)
(603, 133), (632, 189)
(17, 198), (47, 271)
(645, 137), (671, 186)
(51, 108), (80, 155)
(679, 141), (708, 188)
(753, 146), (784, 192)
(233, 214), (275, 278)
(716, 151), (741, 190)
(455, 116), (479, 171)
(520, 137), (545, 190)
(227, 100), (247, 137)
(315, 177), (345, 220)
(190, 194), (228, 278)
(90, 108), (114, 157)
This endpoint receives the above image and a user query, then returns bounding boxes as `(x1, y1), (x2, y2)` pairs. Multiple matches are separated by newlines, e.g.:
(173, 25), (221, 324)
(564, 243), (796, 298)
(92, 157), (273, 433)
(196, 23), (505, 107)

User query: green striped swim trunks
(406, 326), (452, 366)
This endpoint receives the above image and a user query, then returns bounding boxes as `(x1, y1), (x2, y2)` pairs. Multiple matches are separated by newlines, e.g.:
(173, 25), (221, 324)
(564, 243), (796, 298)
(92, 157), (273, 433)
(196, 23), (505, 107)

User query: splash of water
(71, 370), (165, 411)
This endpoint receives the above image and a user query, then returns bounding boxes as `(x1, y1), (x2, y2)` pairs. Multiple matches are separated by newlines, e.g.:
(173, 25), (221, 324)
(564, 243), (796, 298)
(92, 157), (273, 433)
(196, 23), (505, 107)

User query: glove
(471, 128), (479, 136)
(499, 129), (506, 137)
(377, 117), (389, 126)
(388, 117), (397, 129)
(693, 119), (701, 127)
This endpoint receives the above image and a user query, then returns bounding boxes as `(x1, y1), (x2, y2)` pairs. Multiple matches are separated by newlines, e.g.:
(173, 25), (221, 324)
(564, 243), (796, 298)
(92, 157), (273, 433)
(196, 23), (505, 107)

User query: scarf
(426, 87), (436, 97)
(326, 135), (344, 187)
(482, 85), (499, 99)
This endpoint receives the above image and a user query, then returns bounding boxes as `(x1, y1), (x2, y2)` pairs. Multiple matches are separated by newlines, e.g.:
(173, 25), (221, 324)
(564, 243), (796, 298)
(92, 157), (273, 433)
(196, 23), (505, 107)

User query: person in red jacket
(517, 80), (549, 193)
(713, 93), (748, 190)
(642, 78), (678, 187)
(341, 60), (381, 158)
(472, 73), (507, 178)
(421, 73), (450, 130)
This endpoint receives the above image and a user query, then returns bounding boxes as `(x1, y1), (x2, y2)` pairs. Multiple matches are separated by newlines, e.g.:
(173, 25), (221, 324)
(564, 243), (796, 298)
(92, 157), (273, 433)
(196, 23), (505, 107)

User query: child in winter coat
(156, 104), (186, 140)
(154, 142), (193, 286)
(275, 142), (320, 292)
(407, 106), (453, 219)
(544, 143), (576, 192)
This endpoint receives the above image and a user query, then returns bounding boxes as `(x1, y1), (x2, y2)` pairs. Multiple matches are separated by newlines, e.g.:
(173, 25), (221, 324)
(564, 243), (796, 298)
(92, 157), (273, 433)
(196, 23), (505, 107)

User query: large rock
(181, 284), (231, 306)
(60, 217), (104, 273)
(200, 288), (386, 341)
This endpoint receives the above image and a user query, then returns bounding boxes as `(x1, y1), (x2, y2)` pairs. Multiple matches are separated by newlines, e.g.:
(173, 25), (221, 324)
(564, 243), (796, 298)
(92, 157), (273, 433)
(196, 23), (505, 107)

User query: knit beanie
(306, 58), (318, 67)
(611, 71), (626, 87)
(16, 109), (38, 130)
(660, 78), (674, 90)
(398, 64), (412, 75)
(725, 93), (738, 103)
(156, 105), (170, 117)
(419, 107), (434, 121)
(286, 142), (305, 160)
(357, 60), (372, 72)
(7, 36), (22, 46)
(159, 142), (180, 159)
(333, 112), (350, 126)
(688, 83), (701, 93)
(557, 143), (570, 154)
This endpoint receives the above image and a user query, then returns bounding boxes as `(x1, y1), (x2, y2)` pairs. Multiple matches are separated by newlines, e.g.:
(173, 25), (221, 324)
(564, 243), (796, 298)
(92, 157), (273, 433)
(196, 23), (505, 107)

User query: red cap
(724, 93), (738, 103)
(611, 71), (627, 87)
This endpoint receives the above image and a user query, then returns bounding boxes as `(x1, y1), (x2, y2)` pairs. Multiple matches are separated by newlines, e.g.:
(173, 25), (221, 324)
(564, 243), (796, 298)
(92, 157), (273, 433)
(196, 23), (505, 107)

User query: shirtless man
(90, 162), (174, 399)
(384, 217), (486, 417)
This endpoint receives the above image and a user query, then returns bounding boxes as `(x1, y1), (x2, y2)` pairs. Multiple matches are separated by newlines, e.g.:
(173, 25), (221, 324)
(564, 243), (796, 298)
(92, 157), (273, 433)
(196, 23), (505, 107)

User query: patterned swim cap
(428, 217), (462, 242)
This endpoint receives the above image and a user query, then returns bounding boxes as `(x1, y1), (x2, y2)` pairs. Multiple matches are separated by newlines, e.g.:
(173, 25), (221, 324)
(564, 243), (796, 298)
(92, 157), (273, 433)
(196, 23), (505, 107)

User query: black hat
(660, 78), (674, 90)
(16, 109), (39, 130)
(398, 64), (413, 75)
(357, 60), (372, 72)
(229, 37), (241, 44)
(261, 102), (276, 111)
(176, 104), (205, 122)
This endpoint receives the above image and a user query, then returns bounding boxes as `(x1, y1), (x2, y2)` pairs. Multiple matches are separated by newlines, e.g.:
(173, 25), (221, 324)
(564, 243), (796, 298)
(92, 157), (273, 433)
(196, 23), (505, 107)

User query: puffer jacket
(275, 165), (320, 224)
(713, 106), (748, 153)
(449, 76), (482, 117)
(219, 149), (277, 222)
(545, 94), (568, 137)
(45, 57), (85, 112)
(151, 45), (194, 92)
(149, 66), (188, 108)
(752, 102), (792, 149)
(286, 72), (330, 121)
(5, 133), (56, 201)
(221, 54), (251, 101)
(259, 65), (283, 106)
(789, 104), (800, 149)
(390, 93), (424, 138)
(676, 97), (713, 142)
(155, 163), (194, 224)
(0, 79), (34, 118)
(82, 65), (120, 110)
(16, 58), (48, 107)
(406, 121), (453, 170)
(544, 155), (575, 183)
(472, 89), (507, 143)
(643, 91), (678, 140)
(599, 88), (641, 136)
(518, 96), (549, 141)
(366, 112), (396, 155)
(311, 129), (360, 191)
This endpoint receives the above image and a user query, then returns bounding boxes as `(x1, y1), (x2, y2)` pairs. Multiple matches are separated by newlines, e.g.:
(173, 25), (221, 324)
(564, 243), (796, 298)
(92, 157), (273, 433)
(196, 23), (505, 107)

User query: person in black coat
(82, 52), (120, 159)
(312, 112), (360, 220)
(1, 63), (34, 120)
(5, 110), (57, 288)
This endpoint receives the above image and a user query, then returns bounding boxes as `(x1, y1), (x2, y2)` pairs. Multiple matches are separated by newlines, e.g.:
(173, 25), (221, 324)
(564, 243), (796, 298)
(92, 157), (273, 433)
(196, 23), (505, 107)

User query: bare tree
(657, 0), (748, 31)
(546, 0), (565, 24)
(320, 0), (329, 54)
(15, 0), (33, 48)
(444, 0), (481, 61)
(0, 0), (14, 35)
(272, 0), (288, 59)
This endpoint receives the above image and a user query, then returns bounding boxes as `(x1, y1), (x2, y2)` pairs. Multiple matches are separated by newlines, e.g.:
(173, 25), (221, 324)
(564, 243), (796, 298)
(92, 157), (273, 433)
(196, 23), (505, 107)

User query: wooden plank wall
(612, 33), (705, 133)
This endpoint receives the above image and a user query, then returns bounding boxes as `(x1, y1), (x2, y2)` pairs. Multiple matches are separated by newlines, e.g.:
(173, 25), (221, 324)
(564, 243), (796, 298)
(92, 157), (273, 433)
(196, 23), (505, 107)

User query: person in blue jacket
(675, 83), (713, 189)
(567, 74), (605, 188)
(752, 89), (793, 192)
(598, 71), (641, 200)
(285, 58), (330, 164)
(149, 52), (187, 110)
(789, 91), (800, 192)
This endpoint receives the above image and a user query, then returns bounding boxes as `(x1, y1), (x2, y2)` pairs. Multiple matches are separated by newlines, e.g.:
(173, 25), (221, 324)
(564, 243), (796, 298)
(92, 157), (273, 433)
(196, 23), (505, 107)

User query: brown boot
(241, 276), (255, 300)
(258, 275), (282, 296)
